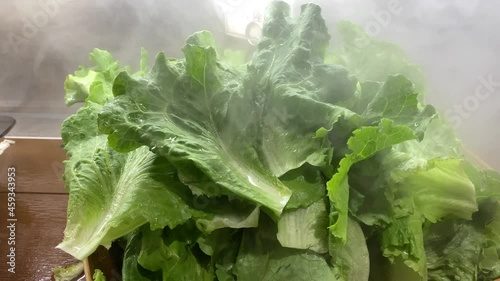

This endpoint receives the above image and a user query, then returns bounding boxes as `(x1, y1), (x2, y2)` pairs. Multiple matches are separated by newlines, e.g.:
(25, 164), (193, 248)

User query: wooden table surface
(0, 138), (79, 281)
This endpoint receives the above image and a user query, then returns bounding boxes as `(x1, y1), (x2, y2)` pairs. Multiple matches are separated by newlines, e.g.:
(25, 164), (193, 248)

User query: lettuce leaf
(328, 118), (416, 243)
(233, 215), (337, 281)
(331, 217), (370, 281)
(328, 21), (426, 95)
(424, 221), (482, 281)
(381, 214), (427, 278)
(57, 102), (192, 260)
(97, 2), (361, 217)
(65, 48), (149, 107)
(277, 198), (329, 253)
(98, 34), (292, 216)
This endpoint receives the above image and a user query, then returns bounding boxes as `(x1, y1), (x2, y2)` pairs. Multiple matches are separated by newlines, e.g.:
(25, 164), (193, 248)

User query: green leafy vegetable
(331, 217), (370, 281)
(233, 215), (337, 281)
(64, 49), (146, 106)
(53, 262), (84, 281)
(56, 102), (192, 259)
(328, 118), (416, 243)
(277, 198), (329, 253)
(328, 21), (426, 95)
(55, 2), (500, 281)
(424, 221), (482, 281)
(381, 214), (427, 278)
(93, 269), (106, 281)
(98, 36), (292, 217)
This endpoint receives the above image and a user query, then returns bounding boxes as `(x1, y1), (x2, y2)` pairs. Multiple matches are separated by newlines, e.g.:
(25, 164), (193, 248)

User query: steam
(0, 0), (223, 112)
(0, 0), (498, 169)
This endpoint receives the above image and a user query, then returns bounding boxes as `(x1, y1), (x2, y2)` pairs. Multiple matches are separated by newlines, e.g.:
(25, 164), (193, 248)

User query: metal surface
(0, 116), (15, 137)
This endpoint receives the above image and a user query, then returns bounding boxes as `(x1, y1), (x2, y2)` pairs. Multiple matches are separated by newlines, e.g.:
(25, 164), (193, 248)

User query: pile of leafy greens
(56, 2), (500, 281)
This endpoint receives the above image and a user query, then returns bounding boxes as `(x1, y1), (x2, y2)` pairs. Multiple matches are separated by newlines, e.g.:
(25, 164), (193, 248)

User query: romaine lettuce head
(55, 1), (500, 281)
